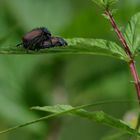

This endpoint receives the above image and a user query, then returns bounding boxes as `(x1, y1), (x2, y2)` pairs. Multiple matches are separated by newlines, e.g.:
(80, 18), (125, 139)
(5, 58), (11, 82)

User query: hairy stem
(105, 9), (140, 102)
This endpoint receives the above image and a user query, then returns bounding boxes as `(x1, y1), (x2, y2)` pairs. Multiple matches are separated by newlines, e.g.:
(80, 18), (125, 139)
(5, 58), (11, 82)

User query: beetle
(17, 27), (68, 51)
(40, 37), (67, 49)
(17, 27), (51, 50)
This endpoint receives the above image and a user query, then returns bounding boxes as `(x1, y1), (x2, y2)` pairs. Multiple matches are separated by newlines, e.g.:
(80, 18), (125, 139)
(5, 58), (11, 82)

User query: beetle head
(42, 28), (51, 38)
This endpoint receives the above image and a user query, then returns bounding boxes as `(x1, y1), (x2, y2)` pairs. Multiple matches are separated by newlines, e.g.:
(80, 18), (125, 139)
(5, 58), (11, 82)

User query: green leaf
(101, 132), (126, 140)
(92, 0), (119, 8)
(32, 104), (140, 137)
(31, 105), (74, 113)
(0, 100), (138, 135)
(124, 12), (140, 56)
(66, 38), (128, 61)
(0, 38), (128, 61)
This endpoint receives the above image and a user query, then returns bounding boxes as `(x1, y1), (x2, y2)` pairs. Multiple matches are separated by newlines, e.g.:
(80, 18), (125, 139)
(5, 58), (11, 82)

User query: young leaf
(92, 0), (119, 8)
(32, 104), (140, 137)
(0, 101), (138, 136)
(124, 12), (140, 56)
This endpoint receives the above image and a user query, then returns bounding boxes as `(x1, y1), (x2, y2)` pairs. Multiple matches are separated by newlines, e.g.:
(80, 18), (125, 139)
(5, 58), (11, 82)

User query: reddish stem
(129, 62), (140, 101)
(105, 10), (140, 102)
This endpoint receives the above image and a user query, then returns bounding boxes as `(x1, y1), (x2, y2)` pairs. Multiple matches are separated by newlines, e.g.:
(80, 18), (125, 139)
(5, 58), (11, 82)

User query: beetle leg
(16, 43), (22, 48)
(25, 48), (29, 54)
(50, 38), (53, 46)
(31, 36), (44, 49)
(35, 46), (40, 52)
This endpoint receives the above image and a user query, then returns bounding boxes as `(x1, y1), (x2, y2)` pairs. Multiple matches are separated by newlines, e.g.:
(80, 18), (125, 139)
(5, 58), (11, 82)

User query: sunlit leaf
(0, 38), (129, 61)
(66, 38), (128, 61)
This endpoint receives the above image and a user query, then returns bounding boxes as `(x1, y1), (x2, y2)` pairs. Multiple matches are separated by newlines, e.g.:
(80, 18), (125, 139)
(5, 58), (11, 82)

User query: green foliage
(124, 12), (140, 56)
(92, 0), (119, 8)
(0, 0), (140, 139)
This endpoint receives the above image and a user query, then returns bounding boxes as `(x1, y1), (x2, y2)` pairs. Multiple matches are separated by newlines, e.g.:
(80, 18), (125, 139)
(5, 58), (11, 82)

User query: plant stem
(105, 10), (140, 102)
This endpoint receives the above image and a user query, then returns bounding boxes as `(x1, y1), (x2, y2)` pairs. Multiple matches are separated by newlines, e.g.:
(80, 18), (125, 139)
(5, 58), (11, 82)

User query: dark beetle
(41, 37), (67, 49)
(17, 27), (67, 51)
(17, 27), (51, 50)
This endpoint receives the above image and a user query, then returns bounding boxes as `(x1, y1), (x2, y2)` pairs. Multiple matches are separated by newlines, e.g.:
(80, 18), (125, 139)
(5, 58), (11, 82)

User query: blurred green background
(0, 0), (140, 139)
